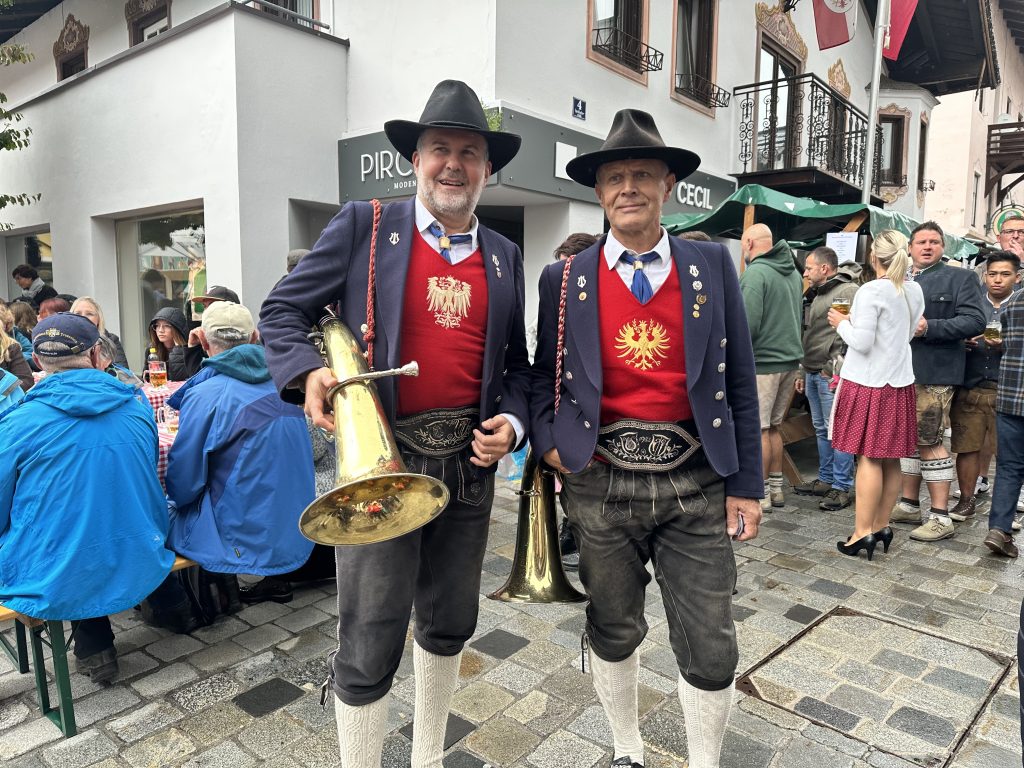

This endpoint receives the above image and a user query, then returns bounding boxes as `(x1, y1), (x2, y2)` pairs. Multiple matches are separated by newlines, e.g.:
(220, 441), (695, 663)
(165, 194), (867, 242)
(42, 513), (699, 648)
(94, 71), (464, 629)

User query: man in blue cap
(0, 313), (174, 682)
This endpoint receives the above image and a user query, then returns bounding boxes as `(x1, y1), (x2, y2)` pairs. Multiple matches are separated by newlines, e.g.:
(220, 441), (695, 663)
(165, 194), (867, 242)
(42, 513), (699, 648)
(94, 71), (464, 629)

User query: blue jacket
(0, 369), (174, 619)
(13, 327), (32, 362)
(165, 344), (314, 574)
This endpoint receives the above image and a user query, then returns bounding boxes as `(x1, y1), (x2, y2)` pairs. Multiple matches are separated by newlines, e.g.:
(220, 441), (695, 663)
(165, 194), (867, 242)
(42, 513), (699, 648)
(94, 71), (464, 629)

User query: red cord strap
(363, 198), (382, 370)
(553, 255), (575, 414)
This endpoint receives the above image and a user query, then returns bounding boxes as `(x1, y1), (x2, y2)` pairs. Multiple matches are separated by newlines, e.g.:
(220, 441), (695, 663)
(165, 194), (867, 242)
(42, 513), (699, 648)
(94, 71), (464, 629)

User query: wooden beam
(842, 211), (868, 232)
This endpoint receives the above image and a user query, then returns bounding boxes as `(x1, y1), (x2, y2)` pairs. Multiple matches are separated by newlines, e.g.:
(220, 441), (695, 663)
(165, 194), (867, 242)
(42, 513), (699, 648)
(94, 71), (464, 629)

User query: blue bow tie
(428, 222), (472, 264)
(620, 250), (660, 303)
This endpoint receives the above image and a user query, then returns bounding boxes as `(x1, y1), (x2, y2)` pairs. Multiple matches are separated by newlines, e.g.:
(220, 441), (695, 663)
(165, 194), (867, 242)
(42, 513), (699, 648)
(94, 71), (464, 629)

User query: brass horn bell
(488, 450), (587, 604)
(298, 317), (450, 546)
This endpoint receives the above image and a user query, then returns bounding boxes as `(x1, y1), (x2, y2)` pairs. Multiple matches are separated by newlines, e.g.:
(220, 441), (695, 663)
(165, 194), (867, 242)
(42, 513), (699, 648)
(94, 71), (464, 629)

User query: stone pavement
(1, 463), (1021, 767)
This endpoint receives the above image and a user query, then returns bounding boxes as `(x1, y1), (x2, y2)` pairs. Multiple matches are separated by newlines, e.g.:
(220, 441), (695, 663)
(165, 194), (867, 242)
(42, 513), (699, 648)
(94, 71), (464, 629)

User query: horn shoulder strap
(363, 198), (383, 370)
(554, 254), (575, 414)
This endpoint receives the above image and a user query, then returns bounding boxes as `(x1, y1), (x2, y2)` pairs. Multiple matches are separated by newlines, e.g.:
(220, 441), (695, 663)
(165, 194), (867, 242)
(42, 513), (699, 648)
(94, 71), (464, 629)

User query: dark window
(675, 0), (721, 107)
(127, 1), (171, 47)
(58, 52), (87, 80)
(755, 41), (800, 171)
(592, 0), (660, 73)
(917, 120), (928, 191)
(878, 115), (905, 185)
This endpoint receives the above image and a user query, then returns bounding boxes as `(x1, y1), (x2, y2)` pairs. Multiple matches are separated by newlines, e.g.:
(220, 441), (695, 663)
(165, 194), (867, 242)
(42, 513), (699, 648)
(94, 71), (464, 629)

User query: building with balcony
(0, 1), (1003, 365)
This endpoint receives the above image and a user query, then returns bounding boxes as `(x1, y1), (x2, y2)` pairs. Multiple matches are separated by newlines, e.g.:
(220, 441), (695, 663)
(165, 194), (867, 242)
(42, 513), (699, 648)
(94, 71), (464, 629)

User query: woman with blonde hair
(0, 305), (34, 393)
(10, 301), (37, 338)
(71, 297), (129, 368)
(827, 230), (925, 560)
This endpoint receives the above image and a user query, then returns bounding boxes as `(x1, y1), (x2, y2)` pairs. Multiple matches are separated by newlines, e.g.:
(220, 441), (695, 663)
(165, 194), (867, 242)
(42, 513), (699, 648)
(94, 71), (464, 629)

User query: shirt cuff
(498, 412), (524, 449)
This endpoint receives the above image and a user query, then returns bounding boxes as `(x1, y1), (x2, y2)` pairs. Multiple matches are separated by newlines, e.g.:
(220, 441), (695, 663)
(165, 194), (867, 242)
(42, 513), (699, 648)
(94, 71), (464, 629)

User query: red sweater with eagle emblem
(397, 231), (489, 415)
(598, 255), (691, 424)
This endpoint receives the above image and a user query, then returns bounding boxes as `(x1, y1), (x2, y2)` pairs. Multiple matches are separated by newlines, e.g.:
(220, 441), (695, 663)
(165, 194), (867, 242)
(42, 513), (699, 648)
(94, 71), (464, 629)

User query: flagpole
(862, 0), (891, 204)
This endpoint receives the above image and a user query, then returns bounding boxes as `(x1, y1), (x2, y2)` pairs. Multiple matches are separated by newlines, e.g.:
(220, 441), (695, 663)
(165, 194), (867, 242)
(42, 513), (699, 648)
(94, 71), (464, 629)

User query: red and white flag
(813, 0), (857, 50)
(884, 0), (919, 61)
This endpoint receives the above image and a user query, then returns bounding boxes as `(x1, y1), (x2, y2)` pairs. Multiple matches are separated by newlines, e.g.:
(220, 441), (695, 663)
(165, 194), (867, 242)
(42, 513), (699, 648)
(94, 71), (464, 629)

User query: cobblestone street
(1, 459), (1021, 767)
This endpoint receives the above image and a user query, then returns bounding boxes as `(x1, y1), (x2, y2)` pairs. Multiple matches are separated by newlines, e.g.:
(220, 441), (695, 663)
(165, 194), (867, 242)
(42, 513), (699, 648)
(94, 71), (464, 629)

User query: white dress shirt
(415, 197), (480, 263)
(602, 228), (674, 295)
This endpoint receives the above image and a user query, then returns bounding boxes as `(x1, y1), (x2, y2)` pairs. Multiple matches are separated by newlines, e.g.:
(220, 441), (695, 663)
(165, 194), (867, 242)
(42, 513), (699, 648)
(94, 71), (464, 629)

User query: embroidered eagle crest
(426, 276), (472, 328)
(615, 319), (670, 370)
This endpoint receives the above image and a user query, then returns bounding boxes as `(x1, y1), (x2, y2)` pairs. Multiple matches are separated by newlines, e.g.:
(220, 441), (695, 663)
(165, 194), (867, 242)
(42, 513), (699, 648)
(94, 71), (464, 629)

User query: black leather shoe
(873, 527), (894, 553)
(558, 517), (578, 556)
(76, 647), (119, 684)
(837, 533), (877, 561)
(239, 577), (293, 604)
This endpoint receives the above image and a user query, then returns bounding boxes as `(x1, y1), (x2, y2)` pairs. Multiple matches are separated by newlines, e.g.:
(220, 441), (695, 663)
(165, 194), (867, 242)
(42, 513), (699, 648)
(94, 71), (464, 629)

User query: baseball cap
(200, 301), (254, 341)
(193, 285), (240, 304)
(32, 312), (100, 357)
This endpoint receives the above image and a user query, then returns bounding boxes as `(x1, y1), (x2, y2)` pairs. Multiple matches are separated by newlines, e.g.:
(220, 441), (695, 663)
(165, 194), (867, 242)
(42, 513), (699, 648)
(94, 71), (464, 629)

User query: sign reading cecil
(661, 169), (737, 217)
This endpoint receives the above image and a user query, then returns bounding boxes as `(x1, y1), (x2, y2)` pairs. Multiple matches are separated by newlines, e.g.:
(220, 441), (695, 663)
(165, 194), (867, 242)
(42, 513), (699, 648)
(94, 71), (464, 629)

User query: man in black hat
(532, 109), (763, 768)
(259, 80), (529, 768)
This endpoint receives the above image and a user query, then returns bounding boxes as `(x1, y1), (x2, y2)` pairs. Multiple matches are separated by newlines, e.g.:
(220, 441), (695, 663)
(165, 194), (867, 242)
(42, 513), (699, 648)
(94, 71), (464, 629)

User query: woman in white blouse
(827, 230), (925, 560)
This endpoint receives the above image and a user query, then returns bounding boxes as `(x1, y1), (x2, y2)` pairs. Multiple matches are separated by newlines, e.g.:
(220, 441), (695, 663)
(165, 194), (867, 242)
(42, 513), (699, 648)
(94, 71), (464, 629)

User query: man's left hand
(470, 415), (516, 468)
(726, 496), (762, 542)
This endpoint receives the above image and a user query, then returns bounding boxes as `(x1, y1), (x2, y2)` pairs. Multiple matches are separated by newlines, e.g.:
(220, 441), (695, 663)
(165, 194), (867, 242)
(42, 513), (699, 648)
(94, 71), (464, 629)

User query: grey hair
(95, 334), (117, 366)
(36, 343), (95, 373)
(206, 330), (250, 354)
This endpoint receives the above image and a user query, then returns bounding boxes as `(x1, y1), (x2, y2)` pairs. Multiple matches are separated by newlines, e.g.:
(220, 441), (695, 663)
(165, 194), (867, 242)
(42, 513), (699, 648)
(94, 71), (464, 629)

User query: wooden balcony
(985, 121), (1024, 204)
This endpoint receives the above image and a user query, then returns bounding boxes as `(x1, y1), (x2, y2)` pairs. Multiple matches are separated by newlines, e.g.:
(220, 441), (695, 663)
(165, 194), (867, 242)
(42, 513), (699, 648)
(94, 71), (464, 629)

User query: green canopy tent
(662, 184), (978, 261)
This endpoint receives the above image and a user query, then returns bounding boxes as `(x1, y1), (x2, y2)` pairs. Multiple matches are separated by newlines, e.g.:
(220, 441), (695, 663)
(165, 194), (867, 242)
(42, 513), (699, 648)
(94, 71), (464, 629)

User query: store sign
(662, 170), (736, 217)
(338, 134), (420, 201)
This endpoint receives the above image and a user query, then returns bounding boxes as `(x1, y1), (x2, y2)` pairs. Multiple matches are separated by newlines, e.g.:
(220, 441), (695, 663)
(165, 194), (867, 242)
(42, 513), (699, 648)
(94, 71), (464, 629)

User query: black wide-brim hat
(566, 109), (701, 187)
(384, 80), (522, 173)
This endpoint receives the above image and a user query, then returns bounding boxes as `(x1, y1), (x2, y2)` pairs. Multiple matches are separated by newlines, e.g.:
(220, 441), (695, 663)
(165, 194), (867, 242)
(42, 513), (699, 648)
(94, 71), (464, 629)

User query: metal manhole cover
(736, 608), (1013, 766)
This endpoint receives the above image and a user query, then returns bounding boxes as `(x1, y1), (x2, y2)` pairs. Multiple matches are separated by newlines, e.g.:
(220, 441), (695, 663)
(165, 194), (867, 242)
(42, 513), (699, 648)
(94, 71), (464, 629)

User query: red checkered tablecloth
(142, 380), (184, 416)
(157, 426), (176, 490)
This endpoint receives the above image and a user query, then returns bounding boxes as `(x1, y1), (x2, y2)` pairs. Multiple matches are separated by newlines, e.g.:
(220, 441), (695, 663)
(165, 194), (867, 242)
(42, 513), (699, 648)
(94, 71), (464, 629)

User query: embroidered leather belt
(394, 407), (478, 458)
(595, 419), (702, 472)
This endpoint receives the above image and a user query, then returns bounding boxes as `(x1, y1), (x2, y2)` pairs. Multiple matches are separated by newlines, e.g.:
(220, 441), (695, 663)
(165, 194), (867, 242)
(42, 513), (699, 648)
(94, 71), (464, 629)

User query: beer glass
(984, 320), (1001, 343)
(156, 406), (179, 434)
(832, 297), (851, 316)
(144, 361), (168, 388)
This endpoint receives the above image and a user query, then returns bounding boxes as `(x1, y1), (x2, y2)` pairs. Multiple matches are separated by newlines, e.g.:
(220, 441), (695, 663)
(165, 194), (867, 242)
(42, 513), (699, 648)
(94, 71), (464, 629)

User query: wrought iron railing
(244, 0), (328, 30)
(734, 72), (868, 188)
(675, 72), (730, 108)
(592, 23), (664, 73)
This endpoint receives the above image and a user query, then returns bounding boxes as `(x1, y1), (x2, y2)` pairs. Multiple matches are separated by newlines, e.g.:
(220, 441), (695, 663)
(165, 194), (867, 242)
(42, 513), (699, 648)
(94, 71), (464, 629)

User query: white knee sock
(334, 693), (388, 768)
(678, 676), (733, 768)
(590, 649), (645, 765)
(412, 641), (463, 768)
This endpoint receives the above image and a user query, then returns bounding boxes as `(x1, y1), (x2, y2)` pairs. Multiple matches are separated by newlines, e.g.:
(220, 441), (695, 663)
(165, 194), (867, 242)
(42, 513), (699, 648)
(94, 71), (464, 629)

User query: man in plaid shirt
(986, 274), (1024, 557)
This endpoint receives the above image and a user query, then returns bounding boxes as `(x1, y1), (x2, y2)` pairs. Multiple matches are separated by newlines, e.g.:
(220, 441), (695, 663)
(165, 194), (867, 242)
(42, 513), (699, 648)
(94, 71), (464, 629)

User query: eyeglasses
(1001, 228), (1024, 238)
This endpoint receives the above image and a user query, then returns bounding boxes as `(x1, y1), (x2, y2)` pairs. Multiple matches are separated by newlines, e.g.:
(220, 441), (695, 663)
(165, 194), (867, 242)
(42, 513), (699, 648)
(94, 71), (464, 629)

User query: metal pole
(862, 0), (891, 204)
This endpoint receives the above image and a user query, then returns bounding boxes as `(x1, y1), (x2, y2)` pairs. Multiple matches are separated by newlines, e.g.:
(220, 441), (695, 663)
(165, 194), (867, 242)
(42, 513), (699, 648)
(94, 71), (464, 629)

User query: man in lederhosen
(531, 110), (763, 768)
(259, 80), (530, 768)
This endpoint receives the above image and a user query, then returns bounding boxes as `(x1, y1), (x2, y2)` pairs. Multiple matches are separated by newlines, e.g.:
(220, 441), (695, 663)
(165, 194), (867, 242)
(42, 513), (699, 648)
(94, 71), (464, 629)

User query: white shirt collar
(415, 197), (480, 256)
(602, 228), (671, 270)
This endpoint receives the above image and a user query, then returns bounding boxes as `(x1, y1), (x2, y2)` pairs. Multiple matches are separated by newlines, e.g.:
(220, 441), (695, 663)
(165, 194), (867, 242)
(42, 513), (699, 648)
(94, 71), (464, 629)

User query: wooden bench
(0, 555), (197, 738)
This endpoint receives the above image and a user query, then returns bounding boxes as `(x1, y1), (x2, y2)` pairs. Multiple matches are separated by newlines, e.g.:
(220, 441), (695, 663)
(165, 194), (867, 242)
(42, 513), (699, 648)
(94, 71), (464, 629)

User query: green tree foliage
(1, 0), (41, 230)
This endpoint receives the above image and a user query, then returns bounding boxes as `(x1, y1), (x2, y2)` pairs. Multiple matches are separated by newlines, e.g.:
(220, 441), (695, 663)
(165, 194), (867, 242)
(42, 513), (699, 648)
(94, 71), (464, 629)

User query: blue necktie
(428, 222), (473, 264)
(620, 250), (660, 304)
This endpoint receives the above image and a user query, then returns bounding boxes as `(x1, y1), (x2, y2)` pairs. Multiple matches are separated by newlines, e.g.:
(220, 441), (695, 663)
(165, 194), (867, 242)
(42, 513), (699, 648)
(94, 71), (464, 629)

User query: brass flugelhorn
(298, 316), (450, 545)
(488, 450), (587, 604)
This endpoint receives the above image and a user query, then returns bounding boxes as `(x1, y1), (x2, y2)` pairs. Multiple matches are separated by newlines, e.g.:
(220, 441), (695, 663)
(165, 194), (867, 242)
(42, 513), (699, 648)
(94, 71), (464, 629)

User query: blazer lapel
(566, 246), (603, 392)
(675, 239), (711, 384)
(478, 226), (512, 396)
(375, 199), (416, 368)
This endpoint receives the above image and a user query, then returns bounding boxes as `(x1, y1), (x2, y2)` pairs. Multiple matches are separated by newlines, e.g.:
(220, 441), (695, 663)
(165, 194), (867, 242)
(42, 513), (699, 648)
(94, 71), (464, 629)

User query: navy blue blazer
(259, 198), (531, 440)
(530, 236), (763, 499)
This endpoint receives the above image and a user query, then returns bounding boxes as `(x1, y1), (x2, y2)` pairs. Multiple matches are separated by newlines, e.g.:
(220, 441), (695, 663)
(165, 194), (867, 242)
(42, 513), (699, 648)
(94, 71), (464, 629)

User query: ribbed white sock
(411, 641), (462, 768)
(678, 676), (733, 768)
(590, 649), (645, 765)
(768, 473), (783, 490)
(334, 693), (388, 768)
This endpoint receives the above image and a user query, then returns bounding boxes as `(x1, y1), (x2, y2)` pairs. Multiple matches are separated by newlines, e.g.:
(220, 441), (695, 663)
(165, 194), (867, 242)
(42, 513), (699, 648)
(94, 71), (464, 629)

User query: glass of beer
(156, 406), (179, 434)
(832, 297), (851, 316)
(146, 361), (168, 388)
(984, 320), (1002, 343)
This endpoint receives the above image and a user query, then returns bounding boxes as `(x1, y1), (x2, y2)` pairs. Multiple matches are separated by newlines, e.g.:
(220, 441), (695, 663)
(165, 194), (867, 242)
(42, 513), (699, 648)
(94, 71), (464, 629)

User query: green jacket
(740, 240), (804, 373)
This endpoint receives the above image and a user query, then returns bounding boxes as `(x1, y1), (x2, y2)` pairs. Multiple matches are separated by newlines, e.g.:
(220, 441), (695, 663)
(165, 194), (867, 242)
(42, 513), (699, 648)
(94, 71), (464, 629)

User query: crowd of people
(2, 78), (1024, 768)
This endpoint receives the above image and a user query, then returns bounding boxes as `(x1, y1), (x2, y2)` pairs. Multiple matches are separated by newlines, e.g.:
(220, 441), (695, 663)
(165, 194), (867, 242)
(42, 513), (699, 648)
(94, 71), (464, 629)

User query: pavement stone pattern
(0, 468), (1021, 766)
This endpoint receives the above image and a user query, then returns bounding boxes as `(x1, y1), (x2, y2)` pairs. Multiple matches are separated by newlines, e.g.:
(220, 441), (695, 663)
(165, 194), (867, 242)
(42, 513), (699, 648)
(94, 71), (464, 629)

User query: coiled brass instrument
(298, 317), (450, 545)
(488, 451), (587, 604)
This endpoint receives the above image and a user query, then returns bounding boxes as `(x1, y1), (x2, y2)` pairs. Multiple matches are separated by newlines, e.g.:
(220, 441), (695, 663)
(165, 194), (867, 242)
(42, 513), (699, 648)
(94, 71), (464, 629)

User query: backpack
(0, 368), (26, 418)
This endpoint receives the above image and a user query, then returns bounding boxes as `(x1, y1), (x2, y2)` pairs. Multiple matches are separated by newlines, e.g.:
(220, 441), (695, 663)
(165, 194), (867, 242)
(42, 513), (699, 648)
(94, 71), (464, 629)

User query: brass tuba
(298, 317), (450, 545)
(488, 450), (587, 604)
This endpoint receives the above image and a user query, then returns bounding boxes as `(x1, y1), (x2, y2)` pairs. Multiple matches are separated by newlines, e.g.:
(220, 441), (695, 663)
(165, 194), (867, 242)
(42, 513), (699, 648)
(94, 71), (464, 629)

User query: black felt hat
(384, 80), (522, 172)
(566, 109), (701, 187)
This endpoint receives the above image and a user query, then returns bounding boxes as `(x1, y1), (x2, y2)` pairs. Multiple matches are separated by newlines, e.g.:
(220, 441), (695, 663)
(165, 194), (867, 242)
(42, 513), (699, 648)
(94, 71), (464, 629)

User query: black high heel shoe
(837, 533), (877, 561)
(873, 527), (894, 553)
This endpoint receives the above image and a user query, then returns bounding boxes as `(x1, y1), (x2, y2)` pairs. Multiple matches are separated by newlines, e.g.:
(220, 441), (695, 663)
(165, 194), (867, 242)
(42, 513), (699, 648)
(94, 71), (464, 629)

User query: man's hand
(726, 496), (762, 542)
(187, 328), (203, 348)
(470, 415), (516, 468)
(826, 308), (846, 328)
(966, 335), (981, 350)
(985, 337), (1003, 351)
(914, 317), (928, 338)
(794, 377), (805, 394)
(543, 448), (570, 474)
(304, 367), (338, 432)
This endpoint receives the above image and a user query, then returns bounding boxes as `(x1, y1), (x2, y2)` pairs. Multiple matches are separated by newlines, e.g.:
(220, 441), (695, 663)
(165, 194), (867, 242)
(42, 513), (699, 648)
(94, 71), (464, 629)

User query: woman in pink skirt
(827, 230), (924, 559)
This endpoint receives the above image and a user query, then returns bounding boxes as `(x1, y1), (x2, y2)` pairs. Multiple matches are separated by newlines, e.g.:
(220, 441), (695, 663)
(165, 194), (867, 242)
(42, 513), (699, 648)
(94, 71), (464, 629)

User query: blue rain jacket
(0, 368), (174, 619)
(164, 344), (314, 574)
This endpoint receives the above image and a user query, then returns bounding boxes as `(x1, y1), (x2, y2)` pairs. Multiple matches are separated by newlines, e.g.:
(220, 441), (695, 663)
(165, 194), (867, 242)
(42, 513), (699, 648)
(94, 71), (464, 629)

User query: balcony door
(756, 42), (799, 172)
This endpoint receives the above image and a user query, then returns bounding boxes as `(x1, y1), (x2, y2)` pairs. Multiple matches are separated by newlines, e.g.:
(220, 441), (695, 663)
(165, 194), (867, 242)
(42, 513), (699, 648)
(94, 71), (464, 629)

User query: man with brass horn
(259, 80), (530, 768)
(531, 109), (763, 768)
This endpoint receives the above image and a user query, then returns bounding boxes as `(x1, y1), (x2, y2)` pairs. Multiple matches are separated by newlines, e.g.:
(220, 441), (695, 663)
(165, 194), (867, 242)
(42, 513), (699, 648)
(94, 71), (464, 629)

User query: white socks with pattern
(678, 676), (734, 768)
(412, 641), (463, 768)
(334, 693), (388, 768)
(590, 649), (645, 765)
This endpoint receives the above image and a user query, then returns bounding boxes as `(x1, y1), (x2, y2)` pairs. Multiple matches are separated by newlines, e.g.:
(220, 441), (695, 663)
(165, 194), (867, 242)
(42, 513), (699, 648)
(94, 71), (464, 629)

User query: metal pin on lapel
(389, 232), (400, 245)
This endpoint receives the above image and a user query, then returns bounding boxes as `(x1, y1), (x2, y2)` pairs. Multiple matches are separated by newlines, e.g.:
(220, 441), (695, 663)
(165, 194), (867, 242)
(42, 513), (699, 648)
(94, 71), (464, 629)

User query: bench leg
(27, 623), (52, 716)
(46, 620), (76, 737)
(14, 621), (29, 673)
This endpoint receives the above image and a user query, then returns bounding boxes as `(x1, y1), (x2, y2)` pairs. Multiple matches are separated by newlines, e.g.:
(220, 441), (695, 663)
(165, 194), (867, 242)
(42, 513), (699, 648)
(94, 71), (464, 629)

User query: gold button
(579, 291), (588, 301)
(693, 311), (700, 318)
